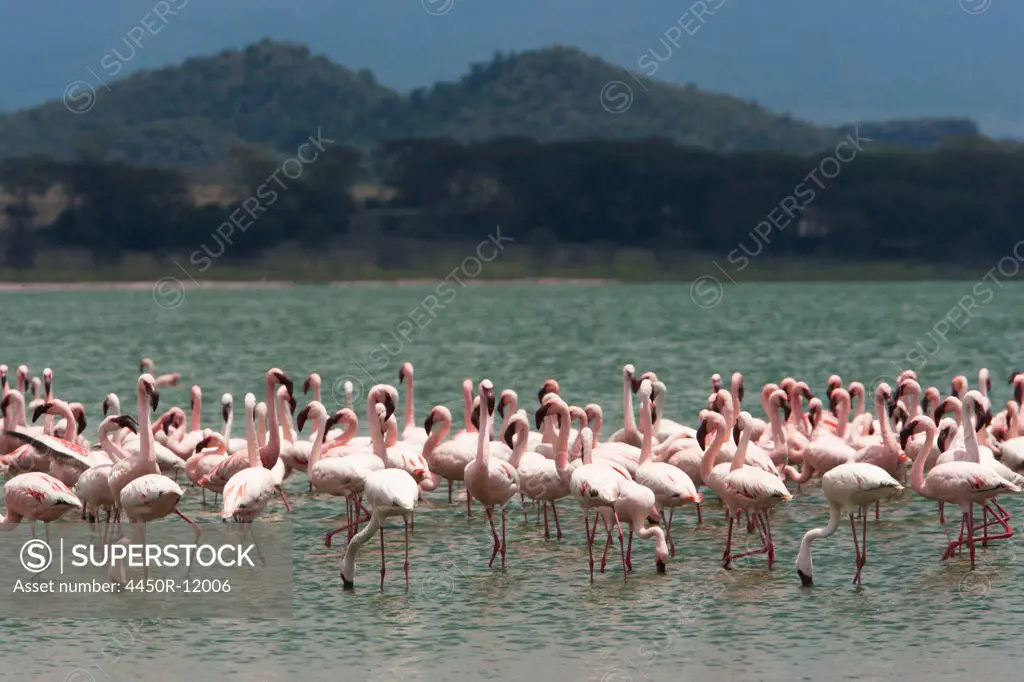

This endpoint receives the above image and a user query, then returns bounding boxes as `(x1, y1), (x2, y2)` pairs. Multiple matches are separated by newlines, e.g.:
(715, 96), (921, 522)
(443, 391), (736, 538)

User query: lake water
(1, 282), (1023, 681)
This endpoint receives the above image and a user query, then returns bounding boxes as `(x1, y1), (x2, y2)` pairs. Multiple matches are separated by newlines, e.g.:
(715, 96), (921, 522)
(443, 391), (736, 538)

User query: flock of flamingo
(2, 359), (1023, 591)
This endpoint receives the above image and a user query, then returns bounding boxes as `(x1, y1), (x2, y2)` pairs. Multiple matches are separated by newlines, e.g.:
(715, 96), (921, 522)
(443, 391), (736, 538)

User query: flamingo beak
(424, 412), (435, 435)
(296, 405), (311, 432)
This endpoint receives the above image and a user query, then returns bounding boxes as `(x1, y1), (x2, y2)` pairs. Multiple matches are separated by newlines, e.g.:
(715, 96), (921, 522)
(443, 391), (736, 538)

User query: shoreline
(0, 278), (618, 291)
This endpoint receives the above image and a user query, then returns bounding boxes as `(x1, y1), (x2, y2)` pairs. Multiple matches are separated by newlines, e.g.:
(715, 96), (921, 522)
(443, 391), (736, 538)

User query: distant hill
(0, 40), (982, 167)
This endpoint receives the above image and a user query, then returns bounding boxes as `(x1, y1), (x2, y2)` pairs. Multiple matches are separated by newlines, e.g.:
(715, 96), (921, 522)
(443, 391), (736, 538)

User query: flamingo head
(1014, 376), (1024, 406)
(69, 403), (87, 435)
(221, 394), (232, 422)
(972, 395), (993, 431)
(496, 389), (517, 418)
(937, 420), (958, 452)
(138, 374), (159, 412)
(0, 391), (17, 416)
(779, 377), (796, 393)
(267, 368), (293, 397)
(303, 373), (320, 395)
(826, 374), (842, 398)
(110, 414), (138, 435)
(478, 380), (495, 413)
(710, 373), (722, 393)
(537, 379), (559, 404)
(276, 385), (296, 415)
(140, 357), (154, 374)
(584, 403), (602, 427)
(890, 403), (910, 432)
(398, 362), (414, 385)
(1008, 370), (1023, 385)
(503, 413), (528, 448)
(951, 375), (968, 398)
(424, 405), (452, 436)
(534, 396), (565, 430)
(31, 400), (60, 423)
(195, 434), (215, 453)
(0, 365), (6, 389)
(380, 386), (398, 424)
(101, 394), (117, 416)
(42, 368), (53, 396)
(190, 385), (201, 411)
(296, 400), (325, 433)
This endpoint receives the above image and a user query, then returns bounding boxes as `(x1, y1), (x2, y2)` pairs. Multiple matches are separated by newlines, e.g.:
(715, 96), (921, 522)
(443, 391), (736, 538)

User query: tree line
(2, 136), (1023, 270)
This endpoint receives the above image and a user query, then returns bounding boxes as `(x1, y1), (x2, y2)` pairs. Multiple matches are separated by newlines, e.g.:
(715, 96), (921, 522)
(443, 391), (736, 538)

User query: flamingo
(608, 365), (645, 446)
(73, 414), (137, 525)
(905, 414), (1018, 567)
(633, 380), (701, 557)
(221, 396), (279, 523)
(649, 380), (696, 440)
(187, 432), (229, 504)
(139, 357), (180, 388)
(420, 405), (477, 511)
(504, 409), (570, 540)
(496, 390), (545, 451)
(464, 380), (520, 568)
(302, 400), (382, 547)
(339, 389), (419, 592)
(397, 362), (429, 444)
(795, 462), (903, 586)
(0, 471), (82, 539)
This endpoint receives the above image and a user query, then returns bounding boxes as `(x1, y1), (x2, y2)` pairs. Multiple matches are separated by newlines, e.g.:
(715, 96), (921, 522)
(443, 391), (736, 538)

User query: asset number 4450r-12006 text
(123, 579), (232, 593)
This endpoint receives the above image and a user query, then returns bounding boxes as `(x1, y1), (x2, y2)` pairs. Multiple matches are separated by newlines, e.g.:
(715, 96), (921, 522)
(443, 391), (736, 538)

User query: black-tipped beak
(497, 396), (507, 418)
(899, 422), (914, 451)
(75, 409), (87, 435)
(102, 398), (111, 416)
(276, 371), (294, 397)
(656, 560), (666, 574)
(424, 412), (435, 435)
(398, 366), (407, 384)
(150, 387), (159, 412)
(650, 404), (658, 424)
(797, 569), (813, 587)
(32, 402), (49, 422)
(732, 424), (741, 445)
(695, 420), (707, 450)
(115, 414), (138, 433)
(782, 400), (792, 422)
(341, 573), (354, 590)
(383, 393), (396, 423)
(195, 436), (213, 453)
(289, 396), (297, 415)
(737, 382), (745, 403)
(0, 394), (10, 414)
(303, 377), (312, 394)
(503, 423), (515, 449)
(630, 377), (643, 393)
(828, 392), (839, 416)
(322, 412), (343, 441)
(1015, 383), (1024, 406)
(470, 404), (480, 431)
(222, 403), (231, 422)
(296, 405), (312, 432)
(534, 403), (550, 430)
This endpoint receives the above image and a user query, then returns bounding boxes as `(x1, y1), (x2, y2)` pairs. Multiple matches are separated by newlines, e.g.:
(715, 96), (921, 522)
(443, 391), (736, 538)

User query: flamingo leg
(379, 525), (386, 591)
(521, 494), (529, 524)
(448, 479), (453, 504)
(485, 507), (500, 568)
(939, 501), (945, 524)
(542, 503), (550, 540)
(722, 511), (735, 569)
(599, 516), (613, 573)
(466, 490), (472, 517)
(695, 502), (703, 525)
(501, 505), (508, 569)
(983, 504), (989, 547)
(277, 487), (292, 512)
(849, 513), (860, 582)
(551, 501), (563, 540)
(665, 507), (675, 558)
(404, 517), (410, 592)
(967, 508), (976, 568)
(859, 506), (868, 584)
(584, 512), (595, 583)
(614, 512), (627, 582)
(874, 500), (880, 521)
(174, 508), (202, 543)
(625, 530), (634, 572)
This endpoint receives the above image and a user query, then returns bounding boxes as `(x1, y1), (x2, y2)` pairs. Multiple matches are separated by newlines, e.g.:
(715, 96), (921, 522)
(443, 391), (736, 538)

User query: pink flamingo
(139, 357), (180, 388)
(0, 471), (82, 539)
(854, 385), (910, 519)
(633, 380), (700, 557)
(796, 460), (903, 586)
(464, 380), (520, 568)
(397, 362), (428, 444)
(505, 410), (571, 540)
(188, 433), (229, 504)
(906, 414), (1018, 567)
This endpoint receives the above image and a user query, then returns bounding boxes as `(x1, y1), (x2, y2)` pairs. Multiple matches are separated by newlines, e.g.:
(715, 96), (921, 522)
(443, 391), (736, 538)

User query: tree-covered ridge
(0, 41), (982, 166)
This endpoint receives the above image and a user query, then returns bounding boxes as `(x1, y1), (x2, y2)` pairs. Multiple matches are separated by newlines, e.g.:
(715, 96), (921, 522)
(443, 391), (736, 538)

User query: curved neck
(910, 425), (935, 492)
(508, 424), (529, 469)
(422, 415), (451, 461)
(835, 395), (850, 438)
(341, 513), (381, 583)
(307, 410), (331, 471)
(311, 381), (323, 434)
(795, 501), (841, 578)
(906, 385), (922, 419)
(700, 418), (729, 482)
(730, 377), (742, 416)
(555, 406), (572, 482)
(498, 394), (518, 442)
(962, 411), (981, 463)
(653, 389), (665, 428)
(768, 403), (788, 457)
(99, 427), (131, 462)
(731, 421), (752, 471)
(367, 395), (388, 462)
(278, 394), (295, 443)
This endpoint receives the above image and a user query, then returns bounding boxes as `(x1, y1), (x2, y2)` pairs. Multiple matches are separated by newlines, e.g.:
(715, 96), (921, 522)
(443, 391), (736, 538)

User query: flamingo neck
(403, 375), (415, 429)
(245, 404), (260, 468)
(874, 397), (899, 456)
(622, 375), (636, 432)
(278, 394), (295, 443)
(100, 427), (131, 462)
(263, 378), (281, 452)
(222, 405), (233, 440)
(910, 425), (935, 493)
(638, 395), (653, 465)
(341, 513), (381, 585)
(508, 424), (529, 469)
(700, 417), (729, 483)
(835, 396), (850, 438)
(731, 422), (752, 471)
(138, 387), (154, 464)
(307, 411), (331, 471)
(795, 501), (841, 581)
(475, 400), (490, 467)
(422, 416), (451, 462)
(190, 393), (202, 432)
(463, 386), (475, 433)
(498, 394), (518, 443)
(367, 395), (388, 463)
(554, 406), (571, 482)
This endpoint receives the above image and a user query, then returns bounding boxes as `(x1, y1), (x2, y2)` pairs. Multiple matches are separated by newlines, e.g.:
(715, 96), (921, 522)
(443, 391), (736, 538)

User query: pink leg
(521, 494), (529, 524)
(967, 507), (976, 568)
(501, 505), (508, 568)
(466, 489), (472, 517)
(379, 525), (386, 591)
(664, 507), (675, 558)
(939, 501), (945, 524)
(448, 479), (453, 503)
(599, 516), (613, 573)
(175, 508), (202, 543)
(874, 500), (879, 521)
(485, 507), (500, 568)
(625, 530), (634, 572)
(551, 502), (563, 539)
(613, 512), (628, 582)
(695, 503), (703, 525)
(849, 513), (860, 582)
(542, 503), (550, 540)
(404, 517), (410, 592)
(277, 487), (292, 511)
(584, 512), (595, 582)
